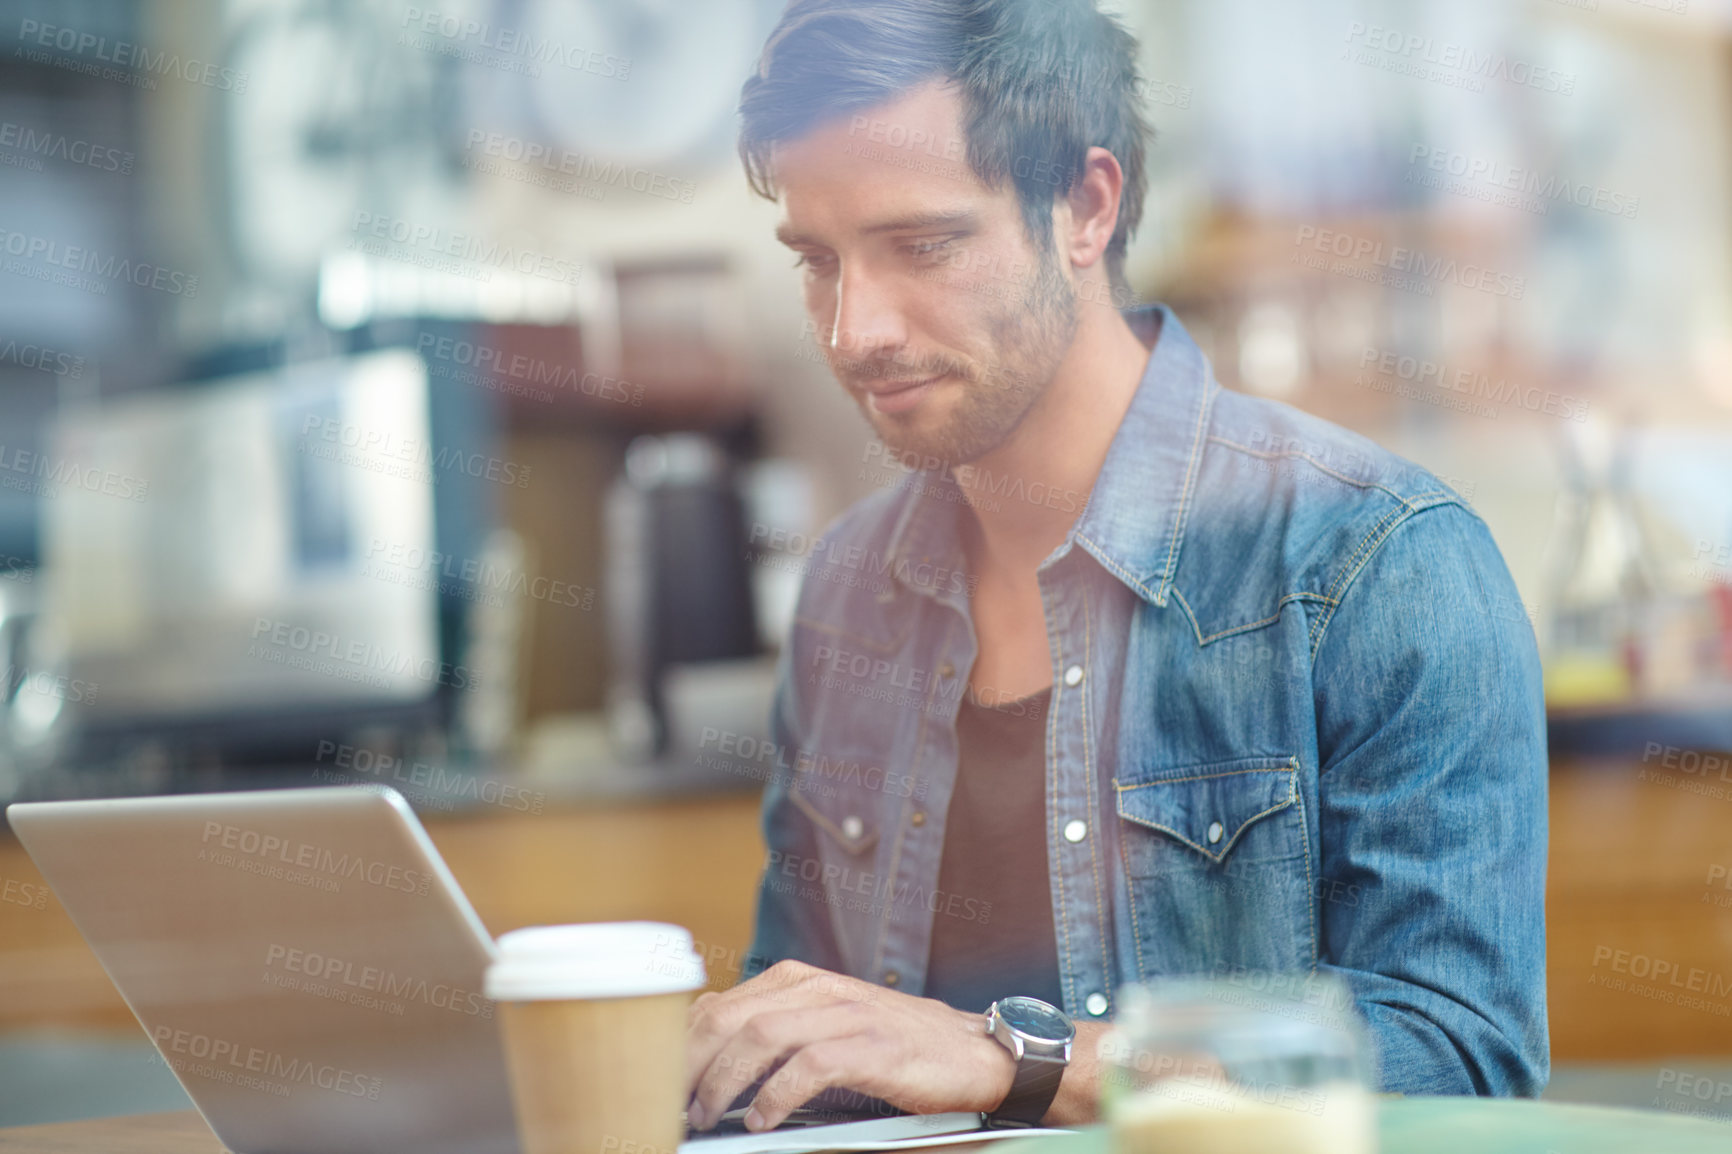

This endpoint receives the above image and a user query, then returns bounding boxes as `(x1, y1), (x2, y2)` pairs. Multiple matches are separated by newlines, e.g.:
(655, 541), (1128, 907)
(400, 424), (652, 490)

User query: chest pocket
(1112, 756), (1311, 974)
(785, 760), (917, 978)
(789, 771), (883, 858)
(1114, 757), (1302, 871)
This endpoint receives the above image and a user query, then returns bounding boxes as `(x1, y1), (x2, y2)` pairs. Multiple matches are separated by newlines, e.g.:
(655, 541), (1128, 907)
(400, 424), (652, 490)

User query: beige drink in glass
(1101, 973), (1377, 1154)
(486, 923), (706, 1154)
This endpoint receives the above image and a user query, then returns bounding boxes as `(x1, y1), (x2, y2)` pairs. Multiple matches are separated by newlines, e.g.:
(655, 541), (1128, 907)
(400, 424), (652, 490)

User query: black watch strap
(985, 1051), (1066, 1128)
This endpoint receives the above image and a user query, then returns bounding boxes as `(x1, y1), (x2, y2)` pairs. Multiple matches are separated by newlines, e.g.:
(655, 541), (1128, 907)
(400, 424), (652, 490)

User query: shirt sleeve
(1308, 500), (1550, 1096)
(740, 643), (846, 983)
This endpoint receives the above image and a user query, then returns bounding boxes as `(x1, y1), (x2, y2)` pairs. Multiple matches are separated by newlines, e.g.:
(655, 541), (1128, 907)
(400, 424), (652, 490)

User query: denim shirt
(744, 304), (1549, 1097)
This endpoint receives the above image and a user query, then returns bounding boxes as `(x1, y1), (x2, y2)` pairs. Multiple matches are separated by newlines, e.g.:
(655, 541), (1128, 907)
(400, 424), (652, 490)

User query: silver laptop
(9, 787), (517, 1154)
(7, 787), (991, 1154)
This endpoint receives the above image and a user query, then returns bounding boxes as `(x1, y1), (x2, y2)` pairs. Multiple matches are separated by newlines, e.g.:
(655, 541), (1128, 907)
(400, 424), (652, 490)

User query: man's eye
(793, 252), (835, 273)
(903, 239), (954, 261)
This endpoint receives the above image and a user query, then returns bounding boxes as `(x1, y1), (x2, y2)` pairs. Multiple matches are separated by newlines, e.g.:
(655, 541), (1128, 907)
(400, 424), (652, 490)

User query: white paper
(789, 1128), (1075, 1151)
(679, 1111), (1074, 1154)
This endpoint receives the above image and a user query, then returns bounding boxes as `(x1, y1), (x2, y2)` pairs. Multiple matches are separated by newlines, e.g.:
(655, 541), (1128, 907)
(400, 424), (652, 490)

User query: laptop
(6, 787), (995, 1154)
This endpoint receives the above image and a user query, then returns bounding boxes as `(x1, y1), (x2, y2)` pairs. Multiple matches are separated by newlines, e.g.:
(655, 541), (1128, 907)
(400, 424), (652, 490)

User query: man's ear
(1063, 147), (1123, 272)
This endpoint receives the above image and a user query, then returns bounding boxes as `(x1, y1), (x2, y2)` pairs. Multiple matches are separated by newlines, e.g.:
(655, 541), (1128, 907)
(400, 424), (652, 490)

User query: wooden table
(4, 1100), (1732, 1154)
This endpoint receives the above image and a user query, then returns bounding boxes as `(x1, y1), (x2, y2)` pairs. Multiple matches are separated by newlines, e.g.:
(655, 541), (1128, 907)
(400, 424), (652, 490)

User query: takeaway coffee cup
(486, 923), (706, 1154)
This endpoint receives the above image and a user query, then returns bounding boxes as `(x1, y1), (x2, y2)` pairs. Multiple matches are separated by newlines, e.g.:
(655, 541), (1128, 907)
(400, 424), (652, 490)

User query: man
(685, 0), (1547, 1130)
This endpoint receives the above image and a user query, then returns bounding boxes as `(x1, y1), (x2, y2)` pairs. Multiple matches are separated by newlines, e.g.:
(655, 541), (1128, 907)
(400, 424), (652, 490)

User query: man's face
(772, 81), (1077, 466)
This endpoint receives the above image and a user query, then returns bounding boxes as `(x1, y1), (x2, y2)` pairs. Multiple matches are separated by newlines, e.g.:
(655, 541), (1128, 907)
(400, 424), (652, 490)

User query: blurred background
(2, 0), (1731, 1127)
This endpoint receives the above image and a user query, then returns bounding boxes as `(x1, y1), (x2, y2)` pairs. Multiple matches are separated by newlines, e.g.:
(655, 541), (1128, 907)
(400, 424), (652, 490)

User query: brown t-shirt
(922, 686), (1064, 1014)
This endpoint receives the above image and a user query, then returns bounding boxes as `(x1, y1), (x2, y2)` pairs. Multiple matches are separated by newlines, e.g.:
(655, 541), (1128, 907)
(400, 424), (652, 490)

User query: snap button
(842, 815), (865, 841)
(1063, 664), (1084, 687)
(1207, 821), (1224, 845)
(1085, 992), (1109, 1016)
(938, 661), (956, 678)
(910, 811), (926, 827)
(1063, 819), (1088, 843)
(884, 970), (900, 987)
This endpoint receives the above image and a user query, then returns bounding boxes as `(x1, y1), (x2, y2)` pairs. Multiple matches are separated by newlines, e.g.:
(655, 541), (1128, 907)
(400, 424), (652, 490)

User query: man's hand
(684, 960), (1016, 1131)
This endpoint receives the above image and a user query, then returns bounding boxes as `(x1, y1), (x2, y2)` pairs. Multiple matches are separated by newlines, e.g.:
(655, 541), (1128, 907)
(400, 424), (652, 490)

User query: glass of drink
(1099, 972), (1377, 1154)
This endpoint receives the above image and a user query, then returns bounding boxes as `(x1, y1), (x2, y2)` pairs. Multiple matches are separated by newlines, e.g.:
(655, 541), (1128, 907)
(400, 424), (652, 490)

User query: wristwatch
(983, 996), (1074, 1128)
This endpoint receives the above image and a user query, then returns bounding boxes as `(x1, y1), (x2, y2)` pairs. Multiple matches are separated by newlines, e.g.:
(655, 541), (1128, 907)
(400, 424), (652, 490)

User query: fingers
(747, 1036), (889, 1131)
(685, 971), (1009, 1131)
(688, 990), (719, 1018)
(689, 1000), (875, 1130)
(686, 961), (873, 1101)
(687, 962), (809, 1095)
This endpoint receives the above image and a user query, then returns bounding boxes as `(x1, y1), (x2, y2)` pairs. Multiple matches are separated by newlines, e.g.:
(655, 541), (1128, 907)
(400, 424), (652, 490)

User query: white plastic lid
(485, 922), (707, 1001)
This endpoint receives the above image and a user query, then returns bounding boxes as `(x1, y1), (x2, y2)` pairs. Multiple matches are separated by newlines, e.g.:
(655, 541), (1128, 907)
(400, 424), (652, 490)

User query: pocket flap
(1114, 756), (1298, 864)
(789, 780), (881, 856)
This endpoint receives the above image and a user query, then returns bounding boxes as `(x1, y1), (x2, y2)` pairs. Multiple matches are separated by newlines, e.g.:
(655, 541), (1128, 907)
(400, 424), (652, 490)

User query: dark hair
(739, 0), (1153, 286)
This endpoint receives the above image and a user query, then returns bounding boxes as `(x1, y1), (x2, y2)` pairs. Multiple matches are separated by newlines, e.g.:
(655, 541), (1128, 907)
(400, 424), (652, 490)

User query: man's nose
(831, 263), (907, 362)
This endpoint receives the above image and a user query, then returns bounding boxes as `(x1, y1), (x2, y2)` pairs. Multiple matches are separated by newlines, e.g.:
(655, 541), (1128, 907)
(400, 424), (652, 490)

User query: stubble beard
(833, 246), (1078, 467)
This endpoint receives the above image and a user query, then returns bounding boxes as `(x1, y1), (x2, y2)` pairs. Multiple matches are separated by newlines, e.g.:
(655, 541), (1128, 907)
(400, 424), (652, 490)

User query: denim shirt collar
(884, 303), (1219, 609)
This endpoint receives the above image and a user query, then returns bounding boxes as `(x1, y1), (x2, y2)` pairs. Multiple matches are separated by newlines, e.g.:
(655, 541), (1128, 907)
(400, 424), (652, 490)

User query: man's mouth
(863, 374), (944, 415)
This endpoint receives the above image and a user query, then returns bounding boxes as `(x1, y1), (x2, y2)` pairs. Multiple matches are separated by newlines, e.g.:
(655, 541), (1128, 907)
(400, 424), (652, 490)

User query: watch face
(998, 996), (1075, 1044)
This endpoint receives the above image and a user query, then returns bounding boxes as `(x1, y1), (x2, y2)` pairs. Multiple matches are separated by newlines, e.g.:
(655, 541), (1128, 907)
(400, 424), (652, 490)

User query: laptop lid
(6, 786), (518, 1154)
